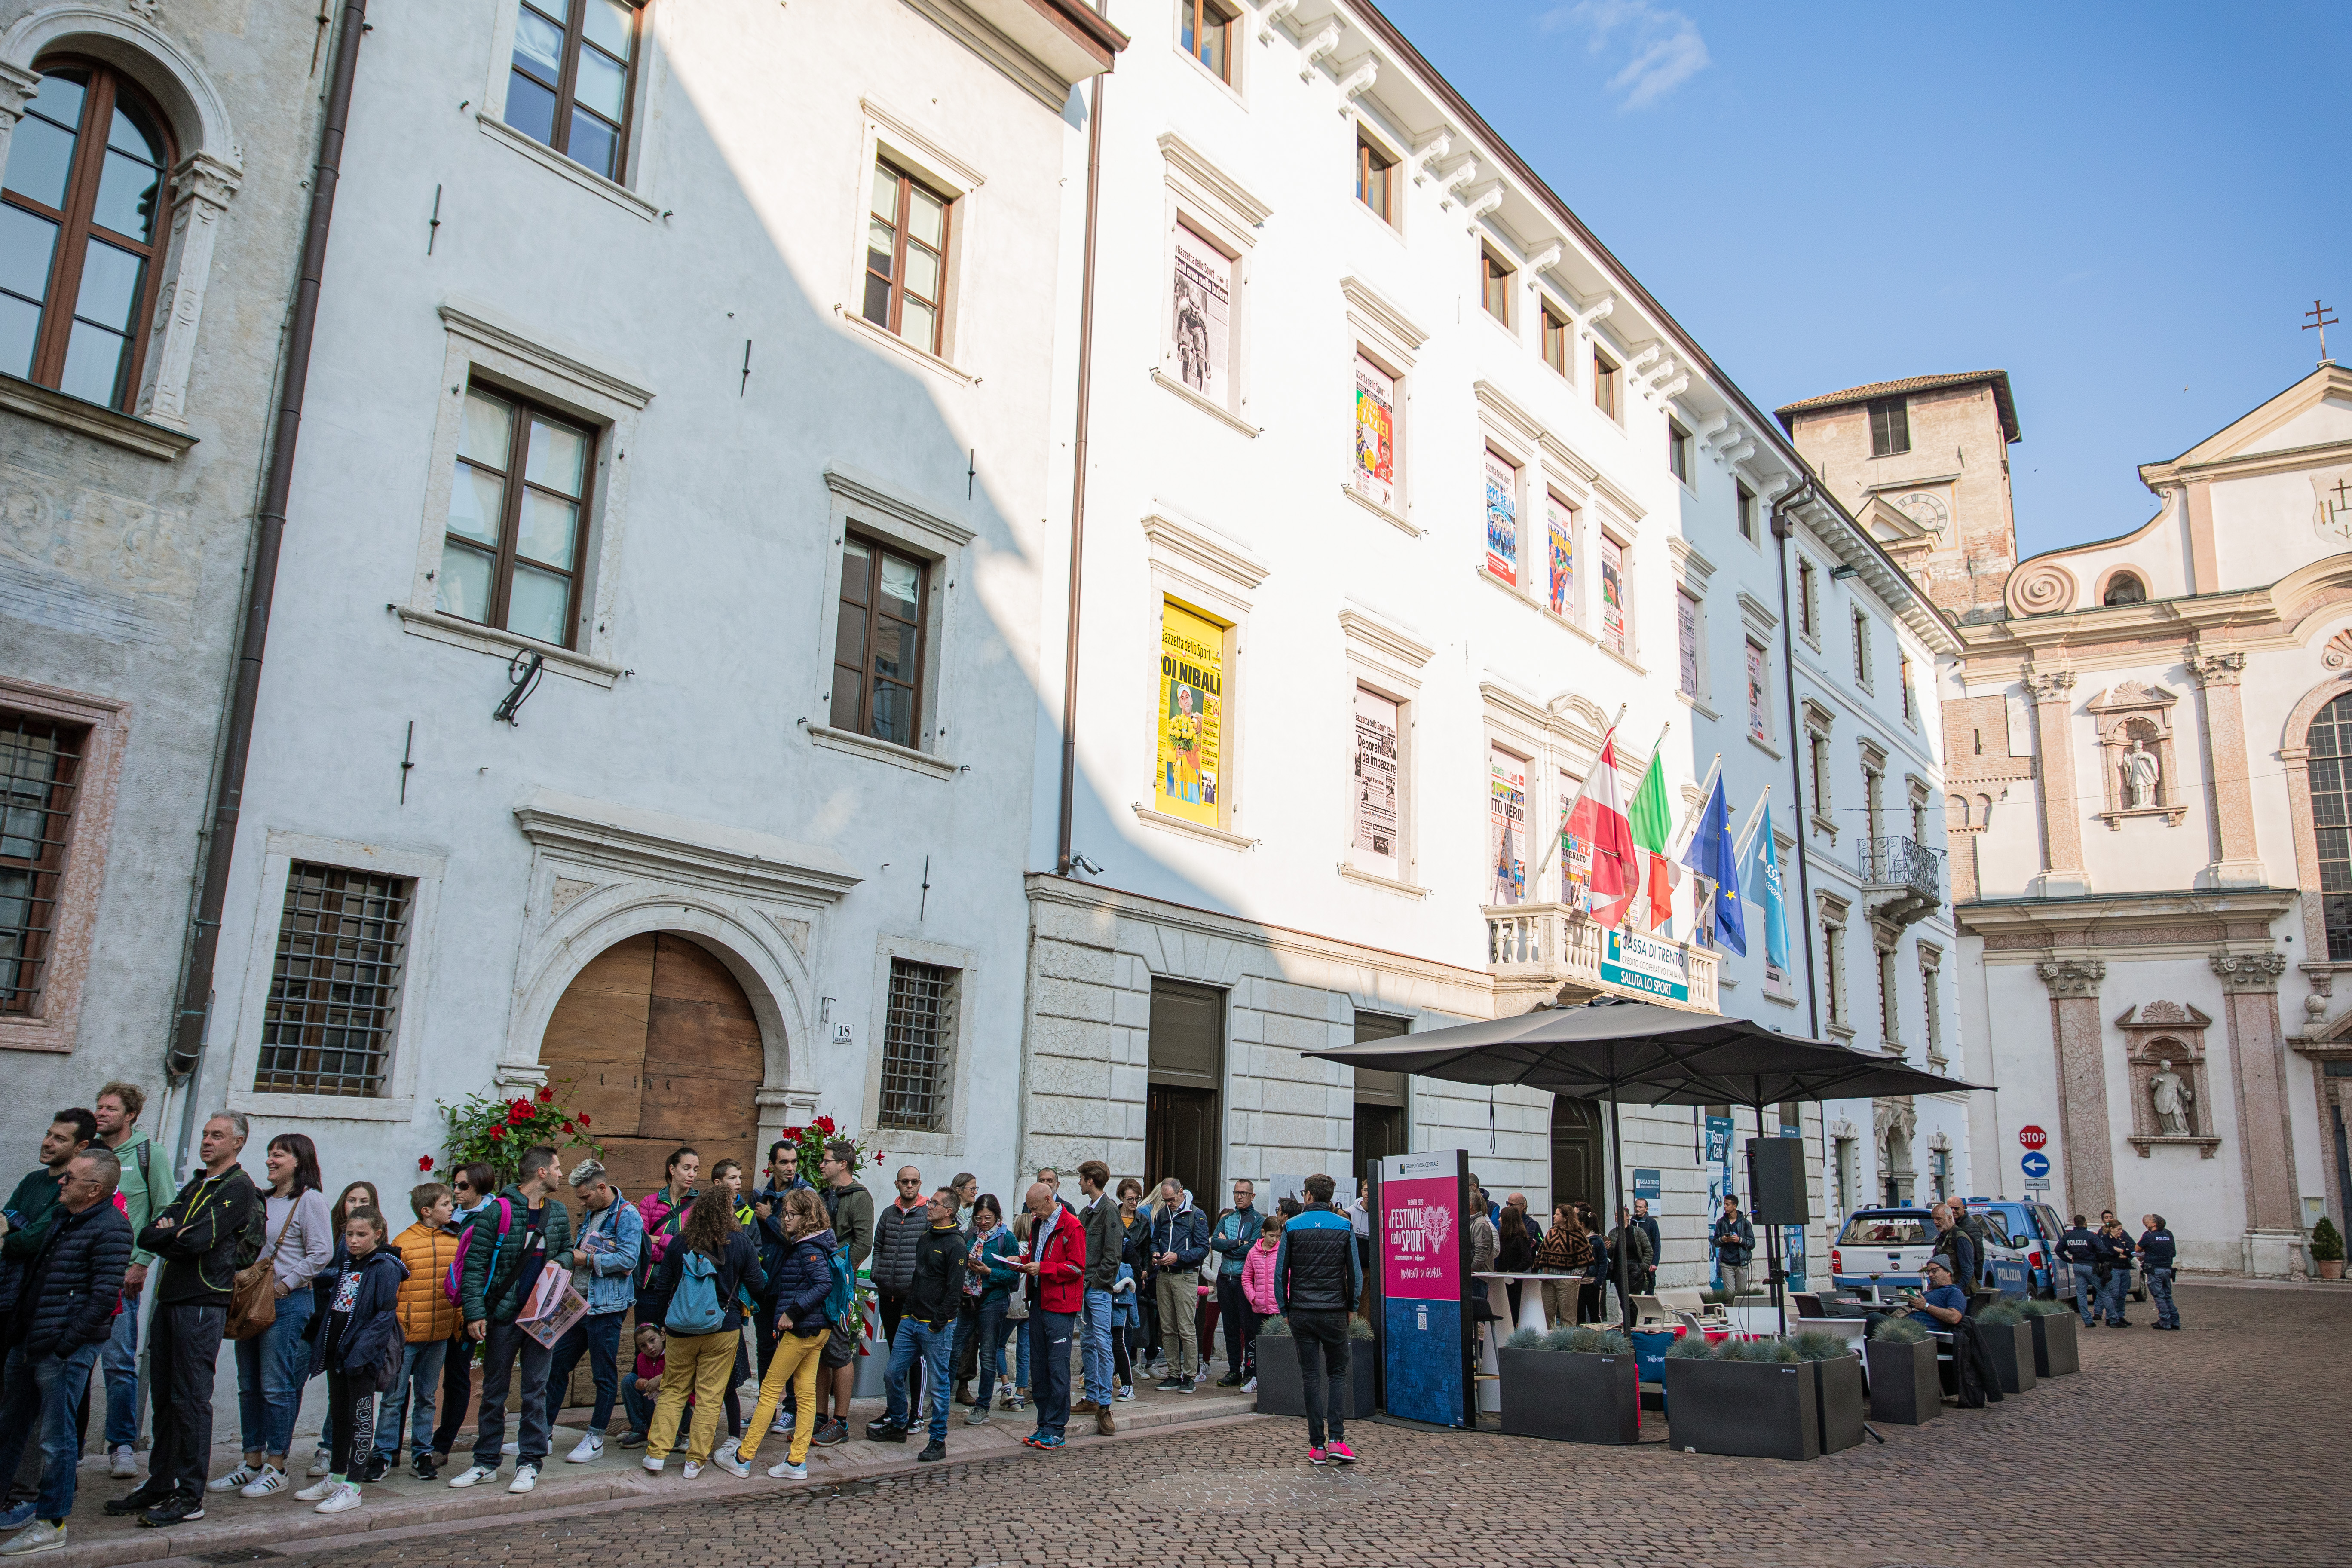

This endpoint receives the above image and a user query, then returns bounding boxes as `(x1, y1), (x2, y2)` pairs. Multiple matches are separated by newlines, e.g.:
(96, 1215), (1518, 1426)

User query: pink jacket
(1242, 1240), (1280, 1316)
(636, 1188), (689, 1271)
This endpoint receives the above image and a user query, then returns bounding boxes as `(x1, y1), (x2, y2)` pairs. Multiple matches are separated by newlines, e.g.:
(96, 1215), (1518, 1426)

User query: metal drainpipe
(1771, 480), (1823, 1038)
(1054, 15), (1109, 879)
(166, 0), (370, 1099)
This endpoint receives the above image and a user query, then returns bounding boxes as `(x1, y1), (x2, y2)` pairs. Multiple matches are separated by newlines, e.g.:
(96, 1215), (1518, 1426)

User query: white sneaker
(641, 1455), (664, 1474)
(681, 1460), (703, 1480)
(1115, 1385), (1136, 1402)
(712, 1450), (749, 1478)
(110, 1446), (138, 1480)
(713, 1436), (738, 1462)
(314, 1482), (362, 1515)
(446, 1464), (499, 1488)
(293, 1478), (337, 1503)
(508, 1464), (538, 1494)
(239, 1466), (288, 1499)
(207, 1462), (258, 1493)
(565, 1434), (603, 1464)
(766, 1458), (807, 1480)
(0, 1520), (66, 1555)
(770, 1408), (792, 1434)
(308, 1450), (331, 1478)
(500, 1440), (520, 1457)
(1243, 1377), (1256, 1393)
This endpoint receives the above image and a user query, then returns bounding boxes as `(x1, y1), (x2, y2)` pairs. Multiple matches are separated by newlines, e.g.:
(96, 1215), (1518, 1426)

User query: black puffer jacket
(0, 1199), (132, 1356)
(304, 1248), (410, 1388)
(770, 1228), (837, 1337)
(871, 1200), (928, 1293)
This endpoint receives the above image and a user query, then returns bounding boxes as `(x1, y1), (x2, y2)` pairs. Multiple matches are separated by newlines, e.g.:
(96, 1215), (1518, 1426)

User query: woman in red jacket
(1006, 1182), (1086, 1449)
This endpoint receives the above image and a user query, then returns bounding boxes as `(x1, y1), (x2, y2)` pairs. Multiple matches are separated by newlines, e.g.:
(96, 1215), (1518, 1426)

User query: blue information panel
(1378, 1150), (1468, 1427)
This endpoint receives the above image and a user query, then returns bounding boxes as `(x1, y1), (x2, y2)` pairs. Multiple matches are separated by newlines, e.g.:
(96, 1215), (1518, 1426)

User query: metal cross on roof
(2306, 299), (2339, 364)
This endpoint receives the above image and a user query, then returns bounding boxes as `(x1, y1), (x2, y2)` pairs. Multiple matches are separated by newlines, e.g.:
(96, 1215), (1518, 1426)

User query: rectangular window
(1169, 223), (1232, 404)
(1545, 493), (1575, 619)
(1488, 746), (1528, 905)
(1156, 597), (1226, 825)
(1923, 965), (1943, 1056)
(1746, 640), (1770, 742)
(1737, 482), (1757, 542)
(1798, 557), (1819, 639)
(1864, 766), (1884, 841)
(1675, 590), (1700, 697)
(504, 0), (641, 181)
(1479, 251), (1512, 323)
(1355, 134), (1394, 223)
(0, 714), (82, 1014)
(1868, 395), (1910, 457)
(831, 533), (930, 748)
(254, 863), (412, 1098)
(879, 957), (956, 1131)
(1809, 732), (1831, 815)
(1852, 609), (1872, 687)
(1668, 418), (1692, 483)
(1483, 450), (1519, 585)
(1351, 353), (1396, 511)
(439, 383), (593, 648)
(1878, 946), (1900, 1045)
(864, 160), (952, 356)
(1598, 533), (1629, 655)
(1542, 306), (1569, 376)
(1179, 0), (1232, 82)
(1823, 919), (1847, 1026)
(1351, 686), (1402, 878)
(1593, 348), (1620, 420)
(1900, 654), (1914, 721)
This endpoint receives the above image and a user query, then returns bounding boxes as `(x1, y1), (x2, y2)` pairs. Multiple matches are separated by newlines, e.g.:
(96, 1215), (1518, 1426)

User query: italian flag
(1626, 749), (1678, 931)
(1568, 735), (1638, 928)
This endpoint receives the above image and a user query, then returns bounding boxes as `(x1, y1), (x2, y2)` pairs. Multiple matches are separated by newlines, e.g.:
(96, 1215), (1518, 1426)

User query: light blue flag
(1743, 805), (1789, 974)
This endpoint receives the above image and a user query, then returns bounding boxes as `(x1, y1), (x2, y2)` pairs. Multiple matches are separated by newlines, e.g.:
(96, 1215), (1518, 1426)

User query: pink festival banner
(1381, 1173), (1462, 1302)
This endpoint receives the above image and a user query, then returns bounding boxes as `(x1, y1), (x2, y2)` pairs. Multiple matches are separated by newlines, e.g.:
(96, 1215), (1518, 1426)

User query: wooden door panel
(651, 934), (761, 1014)
(644, 996), (763, 1077)
(539, 935), (655, 1137)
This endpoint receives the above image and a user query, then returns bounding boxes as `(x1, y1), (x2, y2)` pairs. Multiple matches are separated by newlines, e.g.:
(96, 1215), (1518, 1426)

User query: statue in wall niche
(2149, 1060), (2193, 1136)
(2123, 738), (2161, 809)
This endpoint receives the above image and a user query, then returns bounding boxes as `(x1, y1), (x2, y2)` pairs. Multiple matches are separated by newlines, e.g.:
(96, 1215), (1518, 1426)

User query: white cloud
(1544, 0), (1710, 110)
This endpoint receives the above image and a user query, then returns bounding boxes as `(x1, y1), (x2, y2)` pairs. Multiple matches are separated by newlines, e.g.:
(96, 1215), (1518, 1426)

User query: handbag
(228, 1201), (300, 1342)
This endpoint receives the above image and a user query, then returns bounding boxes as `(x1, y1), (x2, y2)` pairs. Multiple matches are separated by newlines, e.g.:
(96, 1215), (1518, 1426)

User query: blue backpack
(824, 1244), (857, 1330)
(665, 1250), (725, 1335)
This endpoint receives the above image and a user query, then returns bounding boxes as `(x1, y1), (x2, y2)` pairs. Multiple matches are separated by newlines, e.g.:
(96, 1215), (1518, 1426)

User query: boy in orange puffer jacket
(379, 1183), (465, 1479)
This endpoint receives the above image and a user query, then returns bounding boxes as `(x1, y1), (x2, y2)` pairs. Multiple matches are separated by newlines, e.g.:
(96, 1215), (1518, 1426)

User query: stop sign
(2019, 1124), (2048, 1150)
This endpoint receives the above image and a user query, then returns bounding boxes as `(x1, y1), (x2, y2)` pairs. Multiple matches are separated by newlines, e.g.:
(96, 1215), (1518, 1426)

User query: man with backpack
(446, 1146), (573, 1496)
(811, 1142), (873, 1447)
(544, 1160), (643, 1464)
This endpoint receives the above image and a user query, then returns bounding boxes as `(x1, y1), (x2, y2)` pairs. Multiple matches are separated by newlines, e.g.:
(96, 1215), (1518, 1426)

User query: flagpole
(1624, 723), (1676, 930)
(1733, 783), (1775, 864)
(1670, 755), (1724, 938)
(1531, 704), (1629, 887)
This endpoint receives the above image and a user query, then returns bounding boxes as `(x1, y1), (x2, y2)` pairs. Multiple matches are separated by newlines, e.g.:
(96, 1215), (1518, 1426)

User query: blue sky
(1379, 0), (2351, 560)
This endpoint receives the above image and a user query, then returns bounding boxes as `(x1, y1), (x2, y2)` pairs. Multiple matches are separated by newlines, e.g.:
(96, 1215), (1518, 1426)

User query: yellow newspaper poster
(1156, 599), (1224, 825)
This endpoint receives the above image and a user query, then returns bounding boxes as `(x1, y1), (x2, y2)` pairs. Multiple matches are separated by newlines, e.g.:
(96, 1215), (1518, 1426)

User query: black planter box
(1497, 1348), (1640, 1445)
(1254, 1337), (1375, 1419)
(1864, 1338), (1941, 1425)
(1811, 1353), (1865, 1454)
(1666, 1358), (1819, 1461)
(1981, 1320), (2037, 1395)
(2028, 1311), (2079, 1377)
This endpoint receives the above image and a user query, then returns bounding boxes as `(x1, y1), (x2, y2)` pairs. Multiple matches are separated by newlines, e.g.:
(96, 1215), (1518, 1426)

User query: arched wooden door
(538, 932), (764, 1201)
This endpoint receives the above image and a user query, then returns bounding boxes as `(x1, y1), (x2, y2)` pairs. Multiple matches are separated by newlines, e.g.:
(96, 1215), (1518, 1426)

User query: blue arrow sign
(2021, 1151), (2051, 1179)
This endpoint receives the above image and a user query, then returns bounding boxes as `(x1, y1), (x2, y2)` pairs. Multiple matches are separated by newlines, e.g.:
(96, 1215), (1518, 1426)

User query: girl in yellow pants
(735, 1329), (830, 1476)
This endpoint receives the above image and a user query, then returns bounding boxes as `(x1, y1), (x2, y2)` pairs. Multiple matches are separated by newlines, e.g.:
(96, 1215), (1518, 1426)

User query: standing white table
(1472, 1272), (1556, 1412)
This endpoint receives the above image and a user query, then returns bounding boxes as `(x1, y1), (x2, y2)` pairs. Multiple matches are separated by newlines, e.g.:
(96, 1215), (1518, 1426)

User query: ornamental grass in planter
(1664, 1336), (1820, 1461)
(1973, 1302), (2037, 1395)
(1788, 1329), (1866, 1454)
(2019, 1297), (2080, 1376)
(1252, 1315), (1376, 1419)
(1498, 1326), (1639, 1445)
(1864, 1316), (1941, 1427)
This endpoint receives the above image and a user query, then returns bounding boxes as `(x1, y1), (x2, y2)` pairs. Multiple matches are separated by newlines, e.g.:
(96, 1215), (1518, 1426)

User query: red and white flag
(1567, 735), (1639, 928)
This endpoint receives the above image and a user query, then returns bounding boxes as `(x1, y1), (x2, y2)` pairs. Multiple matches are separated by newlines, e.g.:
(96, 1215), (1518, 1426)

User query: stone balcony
(1860, 835), (1944, 928)
(1482, 903), (1720, 1014)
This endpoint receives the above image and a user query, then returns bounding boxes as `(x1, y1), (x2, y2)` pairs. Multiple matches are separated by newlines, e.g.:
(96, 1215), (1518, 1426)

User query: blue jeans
(2096, 1268), (2130, 1323)
(1015, 1305), (1032, 1390)
(2147, 1266), (2178, 1328)
(233, 1286), (315, 1458)
(544, 1311), (623, 1435)
(1081, 1288), (1115, 1406)
(885, 1317), (955, 1442)
(963, 1295), (1013, 1408)
(1028, 1309), (1074, 1439)
(621, 1371), (657, 1436)
(473, 1318), (554, 1468)
(2070, 1264), (2099, 1323)
(373, 1337), (450, 1459)
(102, 1290), (141, 1448)
(0, 1340), (101, 1521)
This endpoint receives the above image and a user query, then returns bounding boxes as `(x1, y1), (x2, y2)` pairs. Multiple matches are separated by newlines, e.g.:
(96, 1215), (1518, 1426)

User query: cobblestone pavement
(251, 1285), (2344, 1568)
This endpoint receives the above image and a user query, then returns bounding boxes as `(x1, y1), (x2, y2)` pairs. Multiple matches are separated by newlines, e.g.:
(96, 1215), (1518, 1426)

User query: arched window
(2103, 572), (2147, 606)
(2310, 691), (2352, 959)
(0, 61), (174, 411)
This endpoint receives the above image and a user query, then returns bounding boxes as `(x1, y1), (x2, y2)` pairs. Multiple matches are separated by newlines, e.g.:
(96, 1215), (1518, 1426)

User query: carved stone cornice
(2209, 950), (2288, 992)
(2023, 667), (2077, 702)
(169, 150), (241, 211)
(2037, 958), (2106, 997)
(2187, 646), (2248, 688)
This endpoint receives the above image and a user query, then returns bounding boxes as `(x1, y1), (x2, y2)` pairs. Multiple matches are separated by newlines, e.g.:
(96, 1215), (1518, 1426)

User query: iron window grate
(0, 713), (83, 1015)
(878, 958), (955, 1131)
(255, 863), (411, 1097)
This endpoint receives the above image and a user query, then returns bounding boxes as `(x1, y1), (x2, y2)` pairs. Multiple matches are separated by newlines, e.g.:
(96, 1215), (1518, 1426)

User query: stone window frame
(2086, 679), (2187, 829)
(1917, 940), (1945, 1066)
(1337, 605), (1432, 898)
(1804, 699), (1838, 843)
(1155, 132), (1266, 437)
(859, 930), (979, 1158)
(1818, 891), (1853, 1039)
(1133, 506), (1267, 851)
(2281, 671), (2352, 959)
(1666, 536), (1715, 717)
(223, 830), (448, 1125)
(842, 98), (989, 382)
(1340, 274), (1423, 536)
(475, 0), (666, 221)
(2113, 1001), (2221, 1159)
(0, 5), (245, 447)
(0, 677), (125, 1057)
(399, 300), (653, 687)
